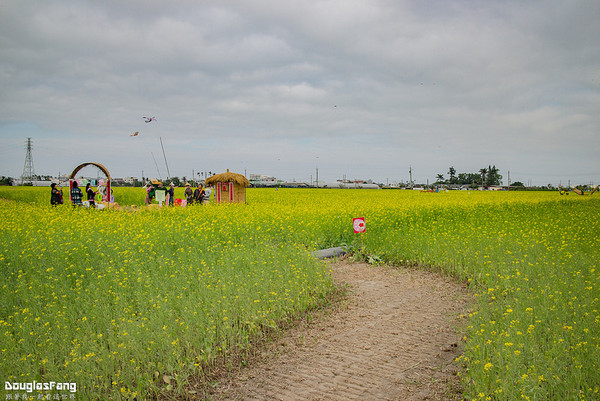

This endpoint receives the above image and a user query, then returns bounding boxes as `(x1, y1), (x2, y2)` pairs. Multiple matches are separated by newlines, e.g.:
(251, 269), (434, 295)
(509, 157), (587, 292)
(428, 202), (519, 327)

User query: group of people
(145, 181), (212, 206)
(51, 181), (111, 207)
(145, 180), (172, 206)
(52, 180), (213, 208)
(184, 182), (212, 205)
(68, 182), (103, 207)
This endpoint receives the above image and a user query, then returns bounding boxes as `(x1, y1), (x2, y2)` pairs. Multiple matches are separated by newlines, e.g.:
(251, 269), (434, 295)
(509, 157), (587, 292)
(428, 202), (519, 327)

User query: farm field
(1, 187), (599, 400)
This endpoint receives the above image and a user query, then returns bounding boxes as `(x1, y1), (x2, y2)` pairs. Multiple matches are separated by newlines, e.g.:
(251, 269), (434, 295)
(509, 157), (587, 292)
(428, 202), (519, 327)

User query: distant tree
(511, 181), (525, 187)
(448, 166), (457, 184)
(486, 165), (502, 186)
(457, 173), (480, 186)
(0, 176), (13, 186)
(479, 168), (488, 186)
(432, 165), (505, 187)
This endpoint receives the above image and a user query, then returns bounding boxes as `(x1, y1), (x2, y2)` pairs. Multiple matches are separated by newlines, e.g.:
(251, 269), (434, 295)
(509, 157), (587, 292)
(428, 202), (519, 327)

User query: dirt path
(207, 261), (471, 401)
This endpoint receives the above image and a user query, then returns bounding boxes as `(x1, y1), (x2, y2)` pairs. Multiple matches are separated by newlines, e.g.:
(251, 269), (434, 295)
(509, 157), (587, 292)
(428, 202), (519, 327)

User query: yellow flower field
(0, 187), (598, 400)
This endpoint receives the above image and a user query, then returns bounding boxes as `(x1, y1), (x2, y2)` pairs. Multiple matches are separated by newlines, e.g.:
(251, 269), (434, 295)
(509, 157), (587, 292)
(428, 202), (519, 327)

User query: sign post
(353, 217), (366, 250)
(155, 188), (166, 207)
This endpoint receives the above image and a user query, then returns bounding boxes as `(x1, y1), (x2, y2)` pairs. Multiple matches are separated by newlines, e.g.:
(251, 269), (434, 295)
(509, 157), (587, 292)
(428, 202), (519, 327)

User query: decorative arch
(68, 162), (112, 203)
(69, 162), (111, 180)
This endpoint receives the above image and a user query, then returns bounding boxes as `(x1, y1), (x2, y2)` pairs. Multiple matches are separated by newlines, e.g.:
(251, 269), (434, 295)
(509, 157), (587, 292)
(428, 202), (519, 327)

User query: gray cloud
(1, 0), (598, 185)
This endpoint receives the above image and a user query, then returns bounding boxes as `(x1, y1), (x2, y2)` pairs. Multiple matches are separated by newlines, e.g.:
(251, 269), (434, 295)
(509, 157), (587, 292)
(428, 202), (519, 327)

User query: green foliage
(437, 165), (503, 186)
(0, 188), (598, 400)
(365, 197), (599, 400)
(0, 194), (333, 399)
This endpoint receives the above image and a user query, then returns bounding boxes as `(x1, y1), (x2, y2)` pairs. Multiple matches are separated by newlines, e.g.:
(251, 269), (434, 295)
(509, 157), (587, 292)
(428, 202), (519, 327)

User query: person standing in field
(168, 182), (175, 206)
(70, 181), (83, 206)
(144, 183), (151, 205)
(193, 184), (205, 205)
(50, 183), (62, 206)
(97, 180), (106, 202)
(145, 182), (157, 205)
(184, 183), (193, 205)
(203, 185), (212, 204)
(86, 183), (97, 208)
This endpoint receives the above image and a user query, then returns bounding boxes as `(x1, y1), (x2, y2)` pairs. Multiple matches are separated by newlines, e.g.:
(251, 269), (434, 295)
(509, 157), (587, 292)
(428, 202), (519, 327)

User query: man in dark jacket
(70, 181), (83, 206)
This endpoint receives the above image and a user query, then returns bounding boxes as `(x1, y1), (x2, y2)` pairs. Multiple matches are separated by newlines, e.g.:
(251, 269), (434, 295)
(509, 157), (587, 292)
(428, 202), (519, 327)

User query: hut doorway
(217, 182), (234, 203)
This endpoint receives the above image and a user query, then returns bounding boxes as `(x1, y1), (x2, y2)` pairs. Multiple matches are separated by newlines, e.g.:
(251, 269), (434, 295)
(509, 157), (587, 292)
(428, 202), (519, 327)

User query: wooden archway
(69, 162), (112, 203)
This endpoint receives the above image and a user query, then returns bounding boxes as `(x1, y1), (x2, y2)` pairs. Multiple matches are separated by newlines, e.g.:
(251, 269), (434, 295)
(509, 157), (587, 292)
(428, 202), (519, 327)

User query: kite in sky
(130, 131), (139, 137)
(143, 116), (156, 123)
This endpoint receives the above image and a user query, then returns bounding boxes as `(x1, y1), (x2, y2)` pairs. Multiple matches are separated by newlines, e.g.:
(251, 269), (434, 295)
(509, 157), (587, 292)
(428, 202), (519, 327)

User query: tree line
(435, 165), (503, 186)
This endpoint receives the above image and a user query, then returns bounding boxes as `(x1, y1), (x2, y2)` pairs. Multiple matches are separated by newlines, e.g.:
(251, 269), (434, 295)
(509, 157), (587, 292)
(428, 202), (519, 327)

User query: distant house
(320, 182), (381, 189)
(281, 182), (310, 188)
(23, 180), (53, 187)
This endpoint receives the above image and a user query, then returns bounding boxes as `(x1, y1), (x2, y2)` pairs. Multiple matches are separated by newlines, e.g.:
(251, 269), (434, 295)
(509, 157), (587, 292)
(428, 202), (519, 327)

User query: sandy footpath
(206, 261), (471, 401)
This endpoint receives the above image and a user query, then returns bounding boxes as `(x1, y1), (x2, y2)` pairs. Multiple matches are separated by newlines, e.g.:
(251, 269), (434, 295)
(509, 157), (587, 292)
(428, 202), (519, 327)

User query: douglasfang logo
(5, 381), (77, 393)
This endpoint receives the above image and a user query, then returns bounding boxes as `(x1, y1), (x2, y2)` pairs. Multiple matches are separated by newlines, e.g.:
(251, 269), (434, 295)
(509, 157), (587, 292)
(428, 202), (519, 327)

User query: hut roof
(205, 169), (250, 187)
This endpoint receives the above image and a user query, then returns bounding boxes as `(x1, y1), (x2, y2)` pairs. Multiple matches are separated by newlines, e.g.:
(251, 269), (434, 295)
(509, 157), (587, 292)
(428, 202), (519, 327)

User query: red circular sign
(353, 217), (366, 233)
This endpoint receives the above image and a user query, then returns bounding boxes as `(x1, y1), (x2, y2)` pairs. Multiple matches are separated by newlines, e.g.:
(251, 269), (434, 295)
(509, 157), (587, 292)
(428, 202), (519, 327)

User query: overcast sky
(1, 0), (598, 186)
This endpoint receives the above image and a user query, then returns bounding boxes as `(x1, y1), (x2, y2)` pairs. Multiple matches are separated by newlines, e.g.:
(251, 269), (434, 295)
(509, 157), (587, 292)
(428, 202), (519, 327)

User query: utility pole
(159, 137), (171, 179)
(151, 152), (162, 180)
(316, 167), (319, 188)
(409, 166), (413, 189)
(507, 171), (510, 191)
(21, 137), (35, 185)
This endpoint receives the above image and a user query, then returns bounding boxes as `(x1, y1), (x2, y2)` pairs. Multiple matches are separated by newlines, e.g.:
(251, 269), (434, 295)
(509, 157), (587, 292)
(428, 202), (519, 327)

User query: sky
(1, 0), (599, 186)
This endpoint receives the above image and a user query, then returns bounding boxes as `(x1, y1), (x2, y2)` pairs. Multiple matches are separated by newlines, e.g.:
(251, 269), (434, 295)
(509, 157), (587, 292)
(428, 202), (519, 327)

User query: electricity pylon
(21, 137), (35, 185)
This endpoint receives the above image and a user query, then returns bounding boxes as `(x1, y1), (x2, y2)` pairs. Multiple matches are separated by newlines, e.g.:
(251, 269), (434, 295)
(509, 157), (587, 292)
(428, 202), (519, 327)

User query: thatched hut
(205, 169), (250, 203)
